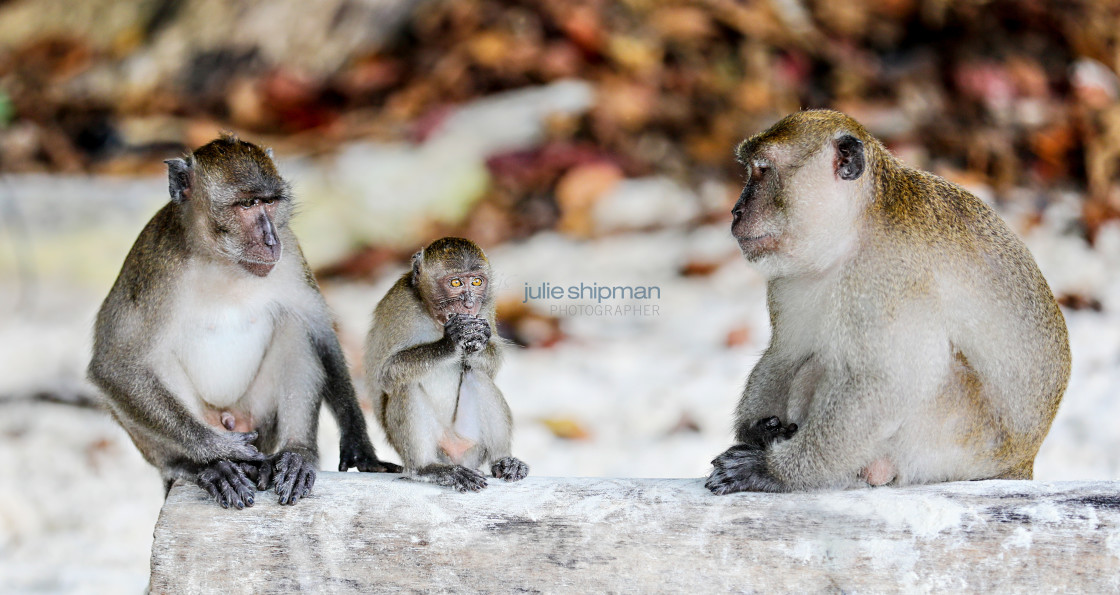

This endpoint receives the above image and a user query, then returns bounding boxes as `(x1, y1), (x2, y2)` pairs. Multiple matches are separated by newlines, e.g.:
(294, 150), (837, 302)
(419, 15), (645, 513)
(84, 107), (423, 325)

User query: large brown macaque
(706, 110), (1070, 494)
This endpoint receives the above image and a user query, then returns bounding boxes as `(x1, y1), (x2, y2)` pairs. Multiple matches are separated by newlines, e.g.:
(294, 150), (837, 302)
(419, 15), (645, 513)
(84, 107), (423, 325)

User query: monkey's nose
(258, 213), (277, 247)
(731, 205), (744, 226)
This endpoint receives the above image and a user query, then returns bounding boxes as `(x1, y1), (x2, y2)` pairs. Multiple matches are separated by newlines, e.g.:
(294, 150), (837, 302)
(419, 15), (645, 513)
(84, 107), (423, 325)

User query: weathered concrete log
(151, 474), (1120, 593)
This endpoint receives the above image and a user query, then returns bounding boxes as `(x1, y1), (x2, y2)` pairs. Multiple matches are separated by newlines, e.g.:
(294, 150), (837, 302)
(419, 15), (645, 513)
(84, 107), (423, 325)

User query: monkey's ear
(835, 135), (865, 181)
(410, 250), (424, 286)
(164, 158), (192, 203)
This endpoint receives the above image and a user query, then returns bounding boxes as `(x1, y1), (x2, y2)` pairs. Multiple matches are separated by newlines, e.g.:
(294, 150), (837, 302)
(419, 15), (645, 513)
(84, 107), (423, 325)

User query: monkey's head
(732, 110), (877, 277)
(165, 133), (293, 277)
(411, 237), (492, 324)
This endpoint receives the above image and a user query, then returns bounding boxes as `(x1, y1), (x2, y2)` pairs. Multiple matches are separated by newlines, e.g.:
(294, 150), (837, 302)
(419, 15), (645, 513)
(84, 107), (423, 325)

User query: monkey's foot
(491, 457), (529, 482)
(416, 464), (488, 493)
(740, 416), (798, 450)
(705, 445), (785, 495)
(339, 440), (403, 474)
(258, 451), (316, 505)
(197, 459), (256, 509)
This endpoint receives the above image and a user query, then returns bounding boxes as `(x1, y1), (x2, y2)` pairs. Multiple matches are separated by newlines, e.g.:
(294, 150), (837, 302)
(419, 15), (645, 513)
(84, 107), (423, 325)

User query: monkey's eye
(450, 279), (463, 288)
(471, 277), (482, 286)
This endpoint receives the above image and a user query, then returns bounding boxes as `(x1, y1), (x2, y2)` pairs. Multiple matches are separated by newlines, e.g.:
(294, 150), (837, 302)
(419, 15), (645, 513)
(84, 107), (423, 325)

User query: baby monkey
(365, 237), (528, 492)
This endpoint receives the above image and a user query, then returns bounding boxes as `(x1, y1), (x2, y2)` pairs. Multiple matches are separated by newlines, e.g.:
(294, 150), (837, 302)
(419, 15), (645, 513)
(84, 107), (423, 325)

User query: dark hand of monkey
(739, 416), (798, 450)
(197, 460), (257, 509)
(338, 441), (403, 473)
(423, 464), (489, 492)
(256, 451), (316, 505)
(444, 314), (491, 354)
(491, 457), (529, 482)
(706, 445), (786, 494)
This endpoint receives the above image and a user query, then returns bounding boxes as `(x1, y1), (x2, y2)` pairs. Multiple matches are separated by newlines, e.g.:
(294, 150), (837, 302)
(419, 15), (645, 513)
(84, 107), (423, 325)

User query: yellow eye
(450, 279), (462, 287)
(471, 278), (482, 286)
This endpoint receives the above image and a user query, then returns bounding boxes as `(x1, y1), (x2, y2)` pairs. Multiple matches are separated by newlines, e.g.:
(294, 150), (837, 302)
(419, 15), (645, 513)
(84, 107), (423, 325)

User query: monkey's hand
(197, 460), (257, 509)
(338, 439), (403, 474)
(217, 430), (266, 463)
(739, 416), (798, 450)
(705, 445), (786, 495)
(255, 450), (317, 505)
(491, 457), (529, 482)
(445, 314), (491, 354)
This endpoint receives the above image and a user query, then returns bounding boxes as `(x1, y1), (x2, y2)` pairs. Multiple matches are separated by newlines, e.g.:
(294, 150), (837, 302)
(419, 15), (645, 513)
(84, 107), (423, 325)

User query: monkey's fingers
(272, 452), (296, 500)
(273, 451), (313, 505)
(218, 460), (255, 509)
(198, 461), (249, 508)
(197, 470), (225, 506)
(255, 460), (274, 491)
(225, 431), (266, 462)
(288, 465), (316, 504)
(449, 466), (488, 492)
(705, 447), (784, 494)
(490, 457), (529, 482)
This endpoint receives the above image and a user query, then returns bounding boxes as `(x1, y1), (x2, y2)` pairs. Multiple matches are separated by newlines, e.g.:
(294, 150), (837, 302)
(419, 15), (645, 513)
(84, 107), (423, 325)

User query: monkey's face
(731, 152), (788, 262)
(183, 138), (293, 277)
(227, 194), (288, 276)
(732, 111), (870, 276)
(427, 269), (489, 324)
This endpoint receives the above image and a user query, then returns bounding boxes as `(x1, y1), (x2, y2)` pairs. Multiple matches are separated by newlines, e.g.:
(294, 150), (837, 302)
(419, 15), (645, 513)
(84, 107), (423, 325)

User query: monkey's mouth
(239, 245), (283, 277)
(438, 302), (483, 324)
(736, 233), (779, 256)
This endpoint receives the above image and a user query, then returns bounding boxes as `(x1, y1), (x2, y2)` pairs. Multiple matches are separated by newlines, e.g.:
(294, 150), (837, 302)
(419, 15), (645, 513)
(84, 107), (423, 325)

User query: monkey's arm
(378, 337), (457, 393)
(311, 333), (402, 473)
(466, 339), (502, 376)
(732, 348), (797, 442)
(88, 361), (263, 466)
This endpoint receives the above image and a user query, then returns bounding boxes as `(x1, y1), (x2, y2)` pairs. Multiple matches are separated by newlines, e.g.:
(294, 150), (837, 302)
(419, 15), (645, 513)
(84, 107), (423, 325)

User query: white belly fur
(175, 303), (275, 409)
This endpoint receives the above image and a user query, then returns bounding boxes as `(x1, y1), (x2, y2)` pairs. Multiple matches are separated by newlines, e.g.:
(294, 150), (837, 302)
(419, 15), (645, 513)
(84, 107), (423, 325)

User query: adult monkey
(89, 133), (400, 508)
(706, 110), (1070, 494)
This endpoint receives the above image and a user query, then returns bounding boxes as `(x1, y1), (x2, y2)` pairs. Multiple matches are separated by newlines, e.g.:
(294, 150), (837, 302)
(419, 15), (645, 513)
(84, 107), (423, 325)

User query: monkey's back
(869, 162), (1070, 475)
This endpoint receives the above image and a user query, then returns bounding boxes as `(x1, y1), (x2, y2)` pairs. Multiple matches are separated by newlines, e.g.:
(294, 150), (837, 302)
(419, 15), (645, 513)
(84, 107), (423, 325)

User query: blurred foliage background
(2, 0), (1119, 255)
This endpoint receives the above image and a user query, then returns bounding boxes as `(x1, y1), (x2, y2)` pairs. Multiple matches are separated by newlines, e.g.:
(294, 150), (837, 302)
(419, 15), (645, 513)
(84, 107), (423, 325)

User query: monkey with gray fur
(365, 237), (528, 492)
(88, 134), (400, 509)
(706, 110), (1070, 494)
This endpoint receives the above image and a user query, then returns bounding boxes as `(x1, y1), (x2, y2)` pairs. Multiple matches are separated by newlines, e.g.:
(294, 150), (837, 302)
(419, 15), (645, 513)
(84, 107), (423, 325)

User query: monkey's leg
(311, 332), (402, 474)
(459, 369), (529, 482)
(384, 384), (489, 492)
(248, 320), (324, 505)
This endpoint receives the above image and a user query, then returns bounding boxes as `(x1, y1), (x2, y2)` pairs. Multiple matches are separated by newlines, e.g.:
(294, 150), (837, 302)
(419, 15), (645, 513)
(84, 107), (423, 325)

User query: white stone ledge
(151, 473), (1120, 593)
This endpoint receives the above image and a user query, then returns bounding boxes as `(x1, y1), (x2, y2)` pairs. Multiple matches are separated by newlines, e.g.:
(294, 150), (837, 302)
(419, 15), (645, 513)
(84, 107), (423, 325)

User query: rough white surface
(151, 474), (1120, 593)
